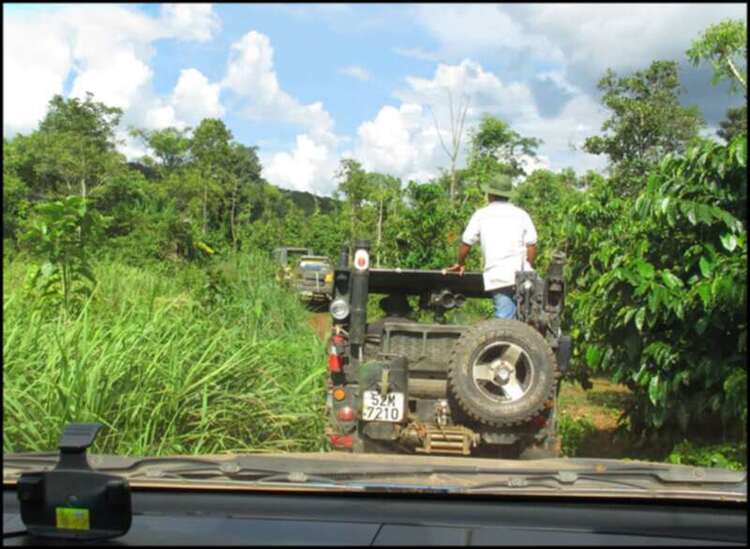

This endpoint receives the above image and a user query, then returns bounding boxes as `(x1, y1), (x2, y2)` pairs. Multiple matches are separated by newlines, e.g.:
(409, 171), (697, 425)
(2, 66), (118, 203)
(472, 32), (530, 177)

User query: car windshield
(2, 2), (746, 508)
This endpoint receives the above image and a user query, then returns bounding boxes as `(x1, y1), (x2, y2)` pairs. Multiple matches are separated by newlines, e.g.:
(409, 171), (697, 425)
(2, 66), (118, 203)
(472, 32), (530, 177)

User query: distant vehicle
(325, 240), (571, 459)
(273, 247), (334, 303)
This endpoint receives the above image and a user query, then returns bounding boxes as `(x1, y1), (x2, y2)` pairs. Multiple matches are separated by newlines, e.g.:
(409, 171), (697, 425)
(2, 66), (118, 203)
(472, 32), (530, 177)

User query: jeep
(273, 247), (334, 303)
(325, 240), (571, 458)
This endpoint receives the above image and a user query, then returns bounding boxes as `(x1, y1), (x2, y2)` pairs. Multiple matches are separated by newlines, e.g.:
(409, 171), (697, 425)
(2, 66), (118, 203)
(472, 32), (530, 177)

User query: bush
(667, 440), (746, 471)
(3, 253), (328, 456)
(564, 136), (747, 436)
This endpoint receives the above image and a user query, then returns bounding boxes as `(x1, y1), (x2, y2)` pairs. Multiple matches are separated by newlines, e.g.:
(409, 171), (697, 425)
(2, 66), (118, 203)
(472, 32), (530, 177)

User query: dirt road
(307, 312), (331, 340)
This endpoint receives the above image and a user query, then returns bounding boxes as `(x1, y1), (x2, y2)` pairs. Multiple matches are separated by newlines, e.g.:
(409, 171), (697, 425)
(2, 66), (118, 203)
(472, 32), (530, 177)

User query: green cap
(480, 173), (513, 199)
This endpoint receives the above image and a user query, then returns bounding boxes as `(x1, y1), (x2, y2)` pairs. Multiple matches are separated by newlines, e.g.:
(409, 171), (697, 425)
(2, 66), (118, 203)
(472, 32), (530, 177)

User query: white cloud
(340, 65), (372, 81)
(171, 68), (224, 125)
(398, 60), (537, 122)
(352, 58), (607, 182)
(160, 4), (221, 43)
(4, 8), (341, 188)
(143, 103), (182, 130)
(264, 134), (339, 194)
(3, 16), (72, 136)
(354, 103), (442, 181)
(223, 31), (340, 193)
(3, 4), (223, 139)
(414, 4), (747, 88)
(350, 59), (539, 181)
(414, 4), (563, 63)
(223, 31), (334, 137)
(71, 47), (154, 110)
(525, 4), (746, 78)
(514, 94), (608, 174)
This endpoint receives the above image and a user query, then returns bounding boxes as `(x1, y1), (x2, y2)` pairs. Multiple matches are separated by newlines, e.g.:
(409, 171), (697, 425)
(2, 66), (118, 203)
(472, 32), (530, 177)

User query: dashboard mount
(17, 422), (132, 541)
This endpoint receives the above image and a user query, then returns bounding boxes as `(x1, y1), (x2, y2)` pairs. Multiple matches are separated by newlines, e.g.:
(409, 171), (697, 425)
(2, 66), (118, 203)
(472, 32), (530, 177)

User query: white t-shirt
(461, 201), (538, 291)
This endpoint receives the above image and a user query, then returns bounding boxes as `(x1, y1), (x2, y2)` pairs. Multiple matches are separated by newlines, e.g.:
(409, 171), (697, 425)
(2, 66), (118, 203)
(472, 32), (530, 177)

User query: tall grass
(3, 253), (328, 456)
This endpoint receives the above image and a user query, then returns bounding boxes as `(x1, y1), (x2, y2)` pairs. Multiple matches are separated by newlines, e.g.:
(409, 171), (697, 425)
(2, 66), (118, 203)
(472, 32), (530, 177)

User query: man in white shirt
(445, 174), (537, 319)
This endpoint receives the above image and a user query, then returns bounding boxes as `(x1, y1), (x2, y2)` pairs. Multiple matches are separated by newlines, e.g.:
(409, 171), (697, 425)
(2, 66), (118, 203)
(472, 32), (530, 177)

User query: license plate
(362, 391), (404, 422)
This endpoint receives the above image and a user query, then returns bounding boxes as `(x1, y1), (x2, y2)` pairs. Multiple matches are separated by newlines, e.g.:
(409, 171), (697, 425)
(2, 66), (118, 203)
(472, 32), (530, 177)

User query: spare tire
(447, 319), (558, 427)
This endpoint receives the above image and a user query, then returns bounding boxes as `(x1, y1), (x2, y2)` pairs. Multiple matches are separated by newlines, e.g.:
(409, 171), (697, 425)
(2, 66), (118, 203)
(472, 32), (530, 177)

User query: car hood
(3, 451), (746, 502)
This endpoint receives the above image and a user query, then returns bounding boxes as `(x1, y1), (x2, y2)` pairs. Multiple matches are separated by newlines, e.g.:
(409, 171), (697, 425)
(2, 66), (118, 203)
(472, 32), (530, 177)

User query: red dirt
(307, 313), (331, 340)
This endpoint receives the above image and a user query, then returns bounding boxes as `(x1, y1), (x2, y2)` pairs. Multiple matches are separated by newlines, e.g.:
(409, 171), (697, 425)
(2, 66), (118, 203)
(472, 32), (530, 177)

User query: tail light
(328, 334), (346, 373)
(328, 353), (342, 373)
(532, 414), (548, 428)
(329, 434), (353, 449)
(336, 406), (355, 422)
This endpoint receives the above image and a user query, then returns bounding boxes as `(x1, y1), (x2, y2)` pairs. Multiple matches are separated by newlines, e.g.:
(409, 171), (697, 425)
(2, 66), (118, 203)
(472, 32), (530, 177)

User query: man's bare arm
(527, 243), (537, 267)
(446, 242), (472, 275)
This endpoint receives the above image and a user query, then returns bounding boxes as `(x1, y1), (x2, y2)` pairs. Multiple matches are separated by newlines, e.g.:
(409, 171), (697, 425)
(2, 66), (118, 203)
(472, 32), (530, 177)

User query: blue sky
(4, 3), (746, 195)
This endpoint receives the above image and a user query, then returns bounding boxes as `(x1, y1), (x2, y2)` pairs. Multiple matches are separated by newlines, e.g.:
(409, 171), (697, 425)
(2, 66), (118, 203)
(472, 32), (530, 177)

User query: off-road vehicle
(273, 247), (334, 303)
(325, 240), (571, 458)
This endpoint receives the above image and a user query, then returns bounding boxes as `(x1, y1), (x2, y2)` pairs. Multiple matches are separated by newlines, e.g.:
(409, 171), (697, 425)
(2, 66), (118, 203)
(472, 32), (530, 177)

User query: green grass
(667, 440), (746, 471)
(3, 253), (328, 456)
(558, 415), (598, 458)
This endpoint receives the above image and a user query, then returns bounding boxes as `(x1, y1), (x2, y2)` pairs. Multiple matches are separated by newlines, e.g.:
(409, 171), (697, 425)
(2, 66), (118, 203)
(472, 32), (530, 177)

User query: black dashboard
(4, 488), (746, 545)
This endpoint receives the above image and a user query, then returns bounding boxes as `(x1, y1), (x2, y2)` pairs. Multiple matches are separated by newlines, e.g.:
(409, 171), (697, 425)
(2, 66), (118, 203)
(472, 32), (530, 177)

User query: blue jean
(492, 290), (516, 319)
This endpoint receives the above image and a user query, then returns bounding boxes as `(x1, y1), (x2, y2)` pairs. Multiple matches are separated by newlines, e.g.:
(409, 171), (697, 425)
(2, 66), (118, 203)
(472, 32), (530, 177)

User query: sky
(3, 3), (746, 196)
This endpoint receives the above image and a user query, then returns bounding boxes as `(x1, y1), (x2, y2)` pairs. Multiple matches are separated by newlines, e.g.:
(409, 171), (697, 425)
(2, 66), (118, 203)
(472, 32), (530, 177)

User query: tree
(88, 170), (149, 238)
(11, 94), (126, 201)
(687, 19), (747, 92)
(686, 20), (747, 144)
(466, 115), (542, 187)
(225, 143), (263, 250)
(3, 138), (32, 240)
(584, 61), (704, 192)
(21, 196), (107, 315)
(37, 93), (125, 199)
(368, 173), (402, 267)
(190, 119), (234, 235)
(718, 105), (747, 143)
(334, 159), (374, 244)
(566, 136), (747, 436)
(511, 169), (581, 271)
(130, 126), (192, 173)
(430, 90), (470, 201)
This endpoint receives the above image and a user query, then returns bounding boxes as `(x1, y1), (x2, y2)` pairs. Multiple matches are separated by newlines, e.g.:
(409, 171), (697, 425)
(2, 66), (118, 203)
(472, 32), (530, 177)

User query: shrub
(564, 136), (747, 436)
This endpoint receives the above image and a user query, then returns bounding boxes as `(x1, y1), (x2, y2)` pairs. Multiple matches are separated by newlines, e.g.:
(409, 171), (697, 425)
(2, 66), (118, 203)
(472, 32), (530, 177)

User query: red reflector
(336, 407), (355, 421)
(329, 434), (353, 448)
(533, 414), (547, 428)
(328, 353), (342, 373)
